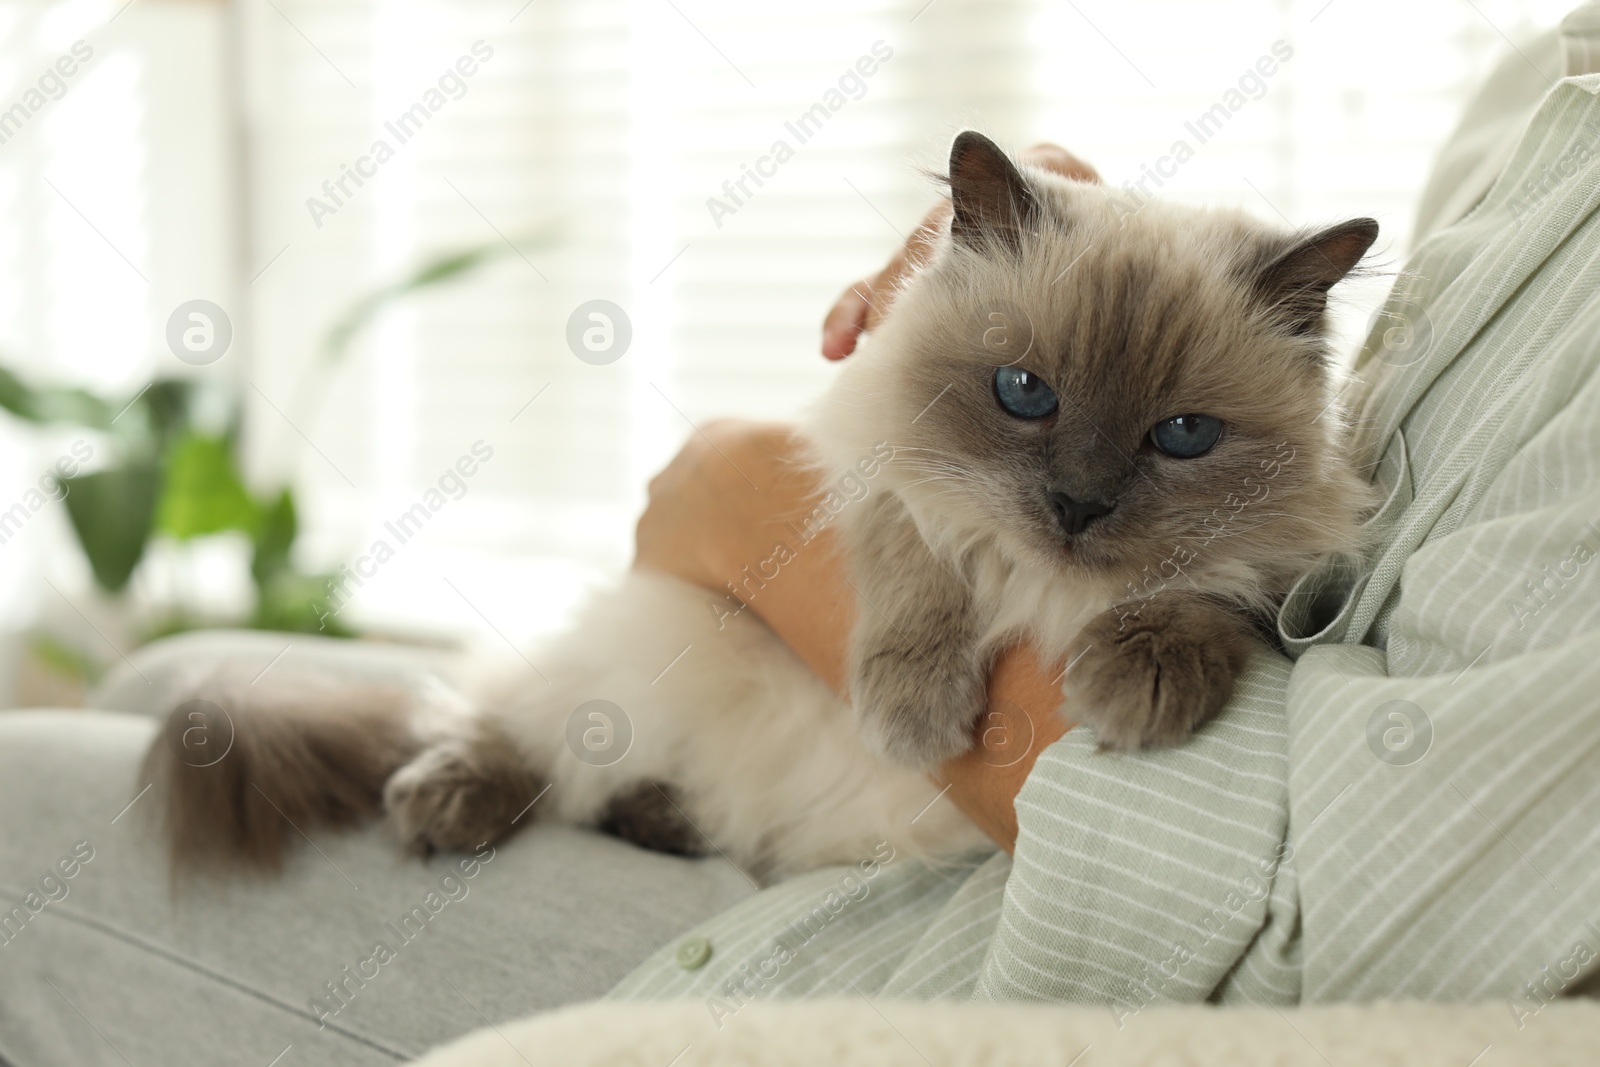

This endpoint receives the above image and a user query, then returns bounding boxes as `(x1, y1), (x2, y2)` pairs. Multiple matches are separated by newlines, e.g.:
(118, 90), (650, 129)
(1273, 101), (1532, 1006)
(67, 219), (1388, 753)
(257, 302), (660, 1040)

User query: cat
(144, 131), (1378, 882)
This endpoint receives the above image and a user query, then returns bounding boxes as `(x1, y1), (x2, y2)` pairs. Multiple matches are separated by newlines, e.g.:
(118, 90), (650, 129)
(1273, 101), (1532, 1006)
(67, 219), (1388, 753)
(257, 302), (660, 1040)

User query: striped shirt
(610, 14), (1600, 1012)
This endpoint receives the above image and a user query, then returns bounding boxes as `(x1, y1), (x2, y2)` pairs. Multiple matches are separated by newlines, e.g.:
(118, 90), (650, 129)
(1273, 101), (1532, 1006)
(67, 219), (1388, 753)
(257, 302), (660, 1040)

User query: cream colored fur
(452, 571), (985, 880)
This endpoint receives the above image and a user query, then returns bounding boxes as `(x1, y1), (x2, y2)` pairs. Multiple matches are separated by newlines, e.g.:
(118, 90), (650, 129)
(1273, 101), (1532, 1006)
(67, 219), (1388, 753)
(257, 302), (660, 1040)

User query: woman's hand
(935, 644), (1068, 851)
(820, 143), (1100, 360)
(633, 422), (1069, 852)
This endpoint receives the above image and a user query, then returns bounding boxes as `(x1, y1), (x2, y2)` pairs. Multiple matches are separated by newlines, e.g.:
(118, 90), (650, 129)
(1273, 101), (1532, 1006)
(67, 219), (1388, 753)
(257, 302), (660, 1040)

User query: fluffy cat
(145, 131), (1377, 881)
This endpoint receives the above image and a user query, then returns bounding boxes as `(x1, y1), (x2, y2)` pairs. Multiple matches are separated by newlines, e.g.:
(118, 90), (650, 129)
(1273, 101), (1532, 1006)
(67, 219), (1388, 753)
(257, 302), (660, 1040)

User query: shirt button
(675, 935), (712, 970)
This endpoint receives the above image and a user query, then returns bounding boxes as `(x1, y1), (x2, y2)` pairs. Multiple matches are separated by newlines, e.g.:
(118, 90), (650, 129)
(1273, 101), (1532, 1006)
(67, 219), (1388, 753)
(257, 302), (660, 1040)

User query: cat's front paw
(1062, 596), (1254, 751)
(383, 735), (546, 855)
(854, 648), (987, 771)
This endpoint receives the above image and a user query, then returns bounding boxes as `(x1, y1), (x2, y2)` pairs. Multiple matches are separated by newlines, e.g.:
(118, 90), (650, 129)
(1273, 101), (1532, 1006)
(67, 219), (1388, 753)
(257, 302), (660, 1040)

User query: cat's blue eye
(993, 366), (1058, 419)
(1151, 414), (1223, 458)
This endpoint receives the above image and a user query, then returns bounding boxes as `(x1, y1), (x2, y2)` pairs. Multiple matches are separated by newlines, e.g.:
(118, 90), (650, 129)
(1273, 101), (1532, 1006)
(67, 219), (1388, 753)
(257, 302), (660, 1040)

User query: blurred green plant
(0, 365), (351, 637)
(0, 227), (550, 678)
(28, 630), (102, 685)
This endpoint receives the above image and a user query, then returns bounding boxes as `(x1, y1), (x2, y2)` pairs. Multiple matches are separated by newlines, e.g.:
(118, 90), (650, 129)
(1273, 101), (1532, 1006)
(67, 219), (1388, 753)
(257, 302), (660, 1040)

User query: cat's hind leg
(384, 717), (549, 855)
(597, 781), (708, 857)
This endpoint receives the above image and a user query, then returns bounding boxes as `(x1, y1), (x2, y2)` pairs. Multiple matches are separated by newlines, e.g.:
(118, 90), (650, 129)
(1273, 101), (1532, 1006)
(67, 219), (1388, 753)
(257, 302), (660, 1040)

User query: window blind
(0, 0), (1577, 662)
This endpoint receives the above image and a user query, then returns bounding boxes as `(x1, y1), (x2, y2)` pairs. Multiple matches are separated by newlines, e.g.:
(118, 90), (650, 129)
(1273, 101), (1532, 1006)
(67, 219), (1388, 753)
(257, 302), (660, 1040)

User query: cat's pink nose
(1048, 491), (1114, 536)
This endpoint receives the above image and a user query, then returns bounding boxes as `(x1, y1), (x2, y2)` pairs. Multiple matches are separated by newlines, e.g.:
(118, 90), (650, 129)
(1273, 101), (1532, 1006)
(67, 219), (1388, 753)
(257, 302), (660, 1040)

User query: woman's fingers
(1020, 142), (1101, 183)
(820, 201), (949, 358)
(821, 279), (874, 360)
(862, 202), (949, 332)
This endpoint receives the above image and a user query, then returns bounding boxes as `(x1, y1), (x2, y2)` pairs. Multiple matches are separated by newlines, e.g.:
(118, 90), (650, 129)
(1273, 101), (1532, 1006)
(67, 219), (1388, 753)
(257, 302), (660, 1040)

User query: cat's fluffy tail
(139, 677), (443, 874)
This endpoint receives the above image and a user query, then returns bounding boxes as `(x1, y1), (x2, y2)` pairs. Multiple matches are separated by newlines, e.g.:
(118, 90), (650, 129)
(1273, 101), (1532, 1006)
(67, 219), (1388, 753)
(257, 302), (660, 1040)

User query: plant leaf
(252, 570), (354, 636)
(60, 463), (162, 592)
(156, 434), (259, 540)
(0, 363), (115, 428)
(321, 231), (553, 365)
(27, 632), (103, 684)
(139, 379), (201, 453)
(251, 488), (297, 584)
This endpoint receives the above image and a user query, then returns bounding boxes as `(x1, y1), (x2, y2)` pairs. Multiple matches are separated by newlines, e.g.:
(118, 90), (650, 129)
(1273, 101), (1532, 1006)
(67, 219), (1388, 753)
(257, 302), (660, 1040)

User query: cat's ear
(948, 131), (1038, 255)
(1254, 218), (1379, 335)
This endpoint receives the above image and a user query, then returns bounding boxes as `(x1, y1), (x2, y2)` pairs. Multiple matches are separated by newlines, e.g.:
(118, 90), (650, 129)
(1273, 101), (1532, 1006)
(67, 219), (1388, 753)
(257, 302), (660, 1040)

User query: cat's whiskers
(888, 445), (972, 467)
(896, 460), (971, 477)
(900, 476), (966, 493)
(1239, 510), (1359, 540)
(1171, 508), (1352, 547)
(895, 457), (977, 481)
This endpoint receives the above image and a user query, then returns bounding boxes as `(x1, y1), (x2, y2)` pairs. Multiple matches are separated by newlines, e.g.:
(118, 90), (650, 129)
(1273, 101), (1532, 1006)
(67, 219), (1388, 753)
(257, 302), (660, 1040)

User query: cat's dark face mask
(872, 131), (1378, 595)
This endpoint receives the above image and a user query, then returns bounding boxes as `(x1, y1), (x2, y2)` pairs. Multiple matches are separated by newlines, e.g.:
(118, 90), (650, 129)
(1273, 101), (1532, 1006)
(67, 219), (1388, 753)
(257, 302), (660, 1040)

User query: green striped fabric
(610, 22), (1600, 1011)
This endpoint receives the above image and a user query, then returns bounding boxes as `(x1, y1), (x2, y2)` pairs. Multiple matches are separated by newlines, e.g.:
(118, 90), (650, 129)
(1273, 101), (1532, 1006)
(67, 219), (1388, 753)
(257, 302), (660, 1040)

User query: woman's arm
(634, 421), (1068, 853)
